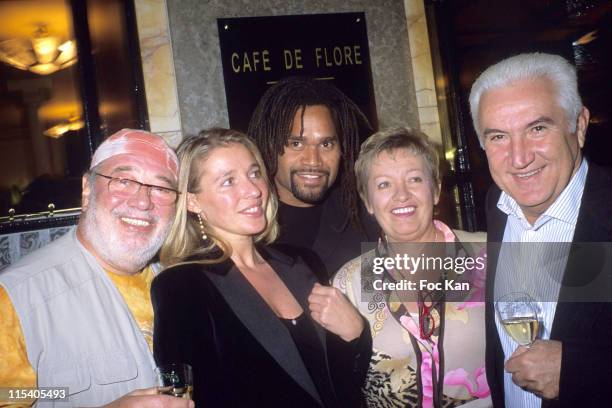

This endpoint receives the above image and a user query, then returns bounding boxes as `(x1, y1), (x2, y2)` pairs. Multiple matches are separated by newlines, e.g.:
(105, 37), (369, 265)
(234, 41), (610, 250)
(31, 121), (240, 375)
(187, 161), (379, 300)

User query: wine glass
(496, 292), (540, 347)
(156, 363), (193, 399)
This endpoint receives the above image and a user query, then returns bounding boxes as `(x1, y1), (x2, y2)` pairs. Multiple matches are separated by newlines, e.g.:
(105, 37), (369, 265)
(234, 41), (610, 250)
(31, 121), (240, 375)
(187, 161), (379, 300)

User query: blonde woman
(152, 128), (372, 408)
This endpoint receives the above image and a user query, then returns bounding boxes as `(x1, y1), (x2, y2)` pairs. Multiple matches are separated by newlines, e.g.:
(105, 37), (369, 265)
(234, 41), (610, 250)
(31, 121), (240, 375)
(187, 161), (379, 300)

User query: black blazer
(151, 245), (372, 408)
(485, 162), (612, 408)
(277, 185), (380, 280)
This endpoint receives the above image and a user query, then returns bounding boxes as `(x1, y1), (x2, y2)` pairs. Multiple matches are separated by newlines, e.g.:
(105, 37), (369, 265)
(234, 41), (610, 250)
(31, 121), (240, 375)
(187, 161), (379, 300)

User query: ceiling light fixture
(0, 26), (77, 75)
(44, 114), (84, 138)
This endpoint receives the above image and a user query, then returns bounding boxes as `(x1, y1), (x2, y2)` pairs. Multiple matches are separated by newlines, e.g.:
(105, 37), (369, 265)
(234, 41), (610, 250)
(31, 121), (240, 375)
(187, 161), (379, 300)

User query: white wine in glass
(496, 292), (540, 346)
(158, 385), (193, 399)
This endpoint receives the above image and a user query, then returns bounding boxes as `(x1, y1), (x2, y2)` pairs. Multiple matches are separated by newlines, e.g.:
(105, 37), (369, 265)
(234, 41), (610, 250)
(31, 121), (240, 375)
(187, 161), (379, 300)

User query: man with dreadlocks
(248, 76), (379, 280)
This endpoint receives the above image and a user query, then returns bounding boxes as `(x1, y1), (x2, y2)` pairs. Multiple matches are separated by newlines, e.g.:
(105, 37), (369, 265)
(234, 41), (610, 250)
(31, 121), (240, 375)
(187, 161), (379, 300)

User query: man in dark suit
(248, 77), (378, 280)
(469, 52), (612, 407)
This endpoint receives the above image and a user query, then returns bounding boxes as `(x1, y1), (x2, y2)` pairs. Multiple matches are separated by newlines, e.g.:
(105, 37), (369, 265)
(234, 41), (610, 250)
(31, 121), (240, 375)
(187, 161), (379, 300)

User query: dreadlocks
(248, 76), (372, 231)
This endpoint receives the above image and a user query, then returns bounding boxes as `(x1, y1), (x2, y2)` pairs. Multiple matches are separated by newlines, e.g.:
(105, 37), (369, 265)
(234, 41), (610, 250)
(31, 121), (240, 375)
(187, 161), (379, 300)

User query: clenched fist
(308, 283), (365, 342)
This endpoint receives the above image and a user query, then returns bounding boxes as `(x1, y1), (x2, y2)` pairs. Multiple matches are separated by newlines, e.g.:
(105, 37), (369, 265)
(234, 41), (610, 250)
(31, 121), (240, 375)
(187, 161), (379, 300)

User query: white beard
(80, 190), (171, 273)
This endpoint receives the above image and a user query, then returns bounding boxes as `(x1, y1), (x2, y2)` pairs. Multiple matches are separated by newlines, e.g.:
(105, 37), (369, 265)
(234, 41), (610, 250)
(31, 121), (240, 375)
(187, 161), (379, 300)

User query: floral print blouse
(333, 220), (491, 408)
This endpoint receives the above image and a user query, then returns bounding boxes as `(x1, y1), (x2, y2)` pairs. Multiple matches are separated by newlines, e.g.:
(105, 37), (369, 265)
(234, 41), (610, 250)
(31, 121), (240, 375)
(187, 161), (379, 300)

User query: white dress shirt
(494, 159), (588, 408)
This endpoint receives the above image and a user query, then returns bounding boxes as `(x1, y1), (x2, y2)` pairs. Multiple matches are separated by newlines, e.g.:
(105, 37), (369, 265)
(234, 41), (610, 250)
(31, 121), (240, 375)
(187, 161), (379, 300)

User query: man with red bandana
(0, 129), (192, 408)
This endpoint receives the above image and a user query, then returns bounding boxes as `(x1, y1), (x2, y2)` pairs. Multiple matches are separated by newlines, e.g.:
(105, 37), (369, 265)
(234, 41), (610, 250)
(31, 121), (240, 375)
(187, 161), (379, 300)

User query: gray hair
(469, 52), (583, 146)
(354, 127), (440, 207)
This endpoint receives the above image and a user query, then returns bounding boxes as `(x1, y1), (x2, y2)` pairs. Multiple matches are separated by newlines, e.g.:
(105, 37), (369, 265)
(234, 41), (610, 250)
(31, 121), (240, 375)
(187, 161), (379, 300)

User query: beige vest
(0, 230), (157, 407)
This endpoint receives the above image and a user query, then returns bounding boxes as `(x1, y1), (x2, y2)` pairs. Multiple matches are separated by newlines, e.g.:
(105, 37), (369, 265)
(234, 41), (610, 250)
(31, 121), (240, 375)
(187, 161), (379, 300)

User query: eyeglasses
(93, 172), (179, 205)
(418, 289), (439, 340)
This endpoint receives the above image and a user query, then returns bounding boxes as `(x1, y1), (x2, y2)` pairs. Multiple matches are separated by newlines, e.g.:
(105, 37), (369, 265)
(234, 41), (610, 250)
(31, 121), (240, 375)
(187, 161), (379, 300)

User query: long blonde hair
(160, 128), (279, 267)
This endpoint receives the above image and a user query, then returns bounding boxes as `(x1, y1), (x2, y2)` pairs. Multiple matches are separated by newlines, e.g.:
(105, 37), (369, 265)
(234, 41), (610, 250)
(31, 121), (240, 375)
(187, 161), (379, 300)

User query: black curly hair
(247, 76), (371, 230)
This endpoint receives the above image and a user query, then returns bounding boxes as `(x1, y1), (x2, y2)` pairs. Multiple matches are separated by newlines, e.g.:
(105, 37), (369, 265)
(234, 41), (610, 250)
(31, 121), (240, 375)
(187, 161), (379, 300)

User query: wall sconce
(44, 114), (84, 138)
(573, 30), (598, 46)
(0, 26), (77, 75)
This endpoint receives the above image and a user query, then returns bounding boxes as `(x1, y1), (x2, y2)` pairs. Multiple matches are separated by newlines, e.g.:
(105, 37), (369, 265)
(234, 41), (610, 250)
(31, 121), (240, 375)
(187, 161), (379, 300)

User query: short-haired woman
(334, 127), (491, 407)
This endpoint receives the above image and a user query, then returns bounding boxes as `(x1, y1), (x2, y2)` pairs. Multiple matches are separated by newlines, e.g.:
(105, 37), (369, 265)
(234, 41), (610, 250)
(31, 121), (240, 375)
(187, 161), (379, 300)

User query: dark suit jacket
(485, 162), (612, 408)
(151, 245), (372, 408)
(277, 185), (379, 281)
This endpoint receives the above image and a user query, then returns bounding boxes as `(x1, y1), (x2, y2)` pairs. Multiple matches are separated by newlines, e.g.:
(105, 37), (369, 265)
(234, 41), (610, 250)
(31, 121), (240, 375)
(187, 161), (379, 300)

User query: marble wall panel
(404, 0), (442, 144)
(134, 0), (182, 141)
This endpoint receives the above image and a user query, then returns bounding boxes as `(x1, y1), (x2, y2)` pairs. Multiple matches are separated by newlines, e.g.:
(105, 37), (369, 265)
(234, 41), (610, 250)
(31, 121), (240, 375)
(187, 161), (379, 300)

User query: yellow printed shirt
(0, 266), (155, 407)
(107, 266), (156, 352)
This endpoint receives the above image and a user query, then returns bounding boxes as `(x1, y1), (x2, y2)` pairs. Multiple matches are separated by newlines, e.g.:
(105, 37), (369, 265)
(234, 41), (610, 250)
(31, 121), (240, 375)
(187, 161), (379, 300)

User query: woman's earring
(197, 212), (208, 241)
